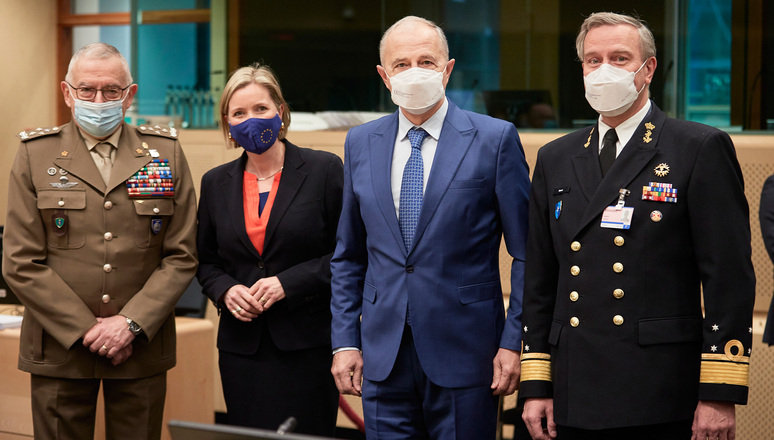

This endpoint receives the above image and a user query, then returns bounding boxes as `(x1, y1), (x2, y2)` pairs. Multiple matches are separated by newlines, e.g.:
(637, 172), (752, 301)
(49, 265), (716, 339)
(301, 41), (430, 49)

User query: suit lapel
(264, 142), (306, 251)
(53, 122), (107, 193)
(573, 105), (666, 237)
(108, 125), (152, 193)
(571, 126), (603, 203)
(223, 153), (262, 258)
(369, 113), (407, 253)
(411, 102), (475, 251)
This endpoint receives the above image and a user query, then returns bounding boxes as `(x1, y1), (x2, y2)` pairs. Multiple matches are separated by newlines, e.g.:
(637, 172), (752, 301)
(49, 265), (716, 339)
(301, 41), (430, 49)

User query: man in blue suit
(330, 15), (530, 440)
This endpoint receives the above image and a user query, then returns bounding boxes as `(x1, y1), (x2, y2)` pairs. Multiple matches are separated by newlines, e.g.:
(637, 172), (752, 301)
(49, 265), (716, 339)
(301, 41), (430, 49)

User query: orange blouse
(243, 170), (282, 254)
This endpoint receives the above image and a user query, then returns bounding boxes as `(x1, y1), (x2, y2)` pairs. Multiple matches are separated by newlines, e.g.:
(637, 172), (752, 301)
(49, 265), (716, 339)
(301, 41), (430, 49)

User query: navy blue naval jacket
(519, 102), (755, 430)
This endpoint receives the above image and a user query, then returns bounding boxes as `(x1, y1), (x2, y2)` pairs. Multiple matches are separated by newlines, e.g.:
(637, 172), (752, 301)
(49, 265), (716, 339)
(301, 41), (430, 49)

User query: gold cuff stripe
(700, 360), (750, 387)
(521, 352), (551, 361)
(701, 353), (750, 363)
(520, 359), (552, 382)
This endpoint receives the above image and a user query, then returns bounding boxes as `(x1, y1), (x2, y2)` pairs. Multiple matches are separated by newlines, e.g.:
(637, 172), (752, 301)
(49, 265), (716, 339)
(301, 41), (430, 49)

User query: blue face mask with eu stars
(229, 114), (282, 155)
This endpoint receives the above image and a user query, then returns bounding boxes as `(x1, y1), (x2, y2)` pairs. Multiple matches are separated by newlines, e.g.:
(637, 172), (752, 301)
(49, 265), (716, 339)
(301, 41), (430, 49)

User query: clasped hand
(82, 315), (135, 366)
(224, 276), (286, 322)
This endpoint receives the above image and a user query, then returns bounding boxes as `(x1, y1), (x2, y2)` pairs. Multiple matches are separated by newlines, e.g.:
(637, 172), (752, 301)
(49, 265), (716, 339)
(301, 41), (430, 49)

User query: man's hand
(110, 344), (133, 366)
(82, 315), (135, 361)
(331, 350), (363, 397)
(491, 348), (521, 396)
(692, 400), (735, 440)
(523, 397), (557, 440)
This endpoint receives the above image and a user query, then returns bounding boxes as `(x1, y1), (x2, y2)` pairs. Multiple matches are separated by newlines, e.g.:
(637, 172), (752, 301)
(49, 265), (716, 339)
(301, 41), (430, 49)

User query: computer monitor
(167, 420), (337, 440)
(482, 90), (555, 129)
(0, 226), (23, 306)
(175, 278), (208, 318)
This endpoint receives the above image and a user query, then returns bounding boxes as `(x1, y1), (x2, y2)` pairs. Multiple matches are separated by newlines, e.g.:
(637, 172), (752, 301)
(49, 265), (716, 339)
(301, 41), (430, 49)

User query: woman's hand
(223, 284), (262, 322)
(249, 276), (286, 313)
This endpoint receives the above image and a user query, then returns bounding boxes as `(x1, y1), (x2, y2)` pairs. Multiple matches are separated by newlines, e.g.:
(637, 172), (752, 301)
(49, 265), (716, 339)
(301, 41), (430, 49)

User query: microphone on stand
(276, 417), (297, 435)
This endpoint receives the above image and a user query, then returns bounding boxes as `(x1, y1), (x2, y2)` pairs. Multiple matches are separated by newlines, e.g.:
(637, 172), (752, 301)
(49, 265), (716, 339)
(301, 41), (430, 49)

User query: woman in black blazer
(197, 63), (343, 436)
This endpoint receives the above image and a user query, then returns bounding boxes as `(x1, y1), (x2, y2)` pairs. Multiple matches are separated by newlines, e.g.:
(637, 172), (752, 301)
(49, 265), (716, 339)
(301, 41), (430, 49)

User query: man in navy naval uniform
(519, 12), (755, 440)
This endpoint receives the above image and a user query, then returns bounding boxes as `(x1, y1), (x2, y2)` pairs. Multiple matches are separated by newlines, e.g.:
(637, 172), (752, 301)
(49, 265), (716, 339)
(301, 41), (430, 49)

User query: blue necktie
(399, 127), (428, 251)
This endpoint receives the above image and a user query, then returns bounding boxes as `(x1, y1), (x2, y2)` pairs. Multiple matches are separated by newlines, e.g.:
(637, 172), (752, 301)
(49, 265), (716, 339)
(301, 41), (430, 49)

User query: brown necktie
(95, 142), (114, 185)
(599, 128), (618, 176)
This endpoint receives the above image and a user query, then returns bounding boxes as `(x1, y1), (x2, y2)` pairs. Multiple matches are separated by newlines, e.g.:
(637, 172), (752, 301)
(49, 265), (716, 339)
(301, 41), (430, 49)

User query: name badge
(601, 206), (634, 229)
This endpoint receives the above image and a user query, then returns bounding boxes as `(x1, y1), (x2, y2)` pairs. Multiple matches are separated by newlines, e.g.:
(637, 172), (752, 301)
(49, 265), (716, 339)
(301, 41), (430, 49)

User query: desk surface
(0, 317), (214, 440)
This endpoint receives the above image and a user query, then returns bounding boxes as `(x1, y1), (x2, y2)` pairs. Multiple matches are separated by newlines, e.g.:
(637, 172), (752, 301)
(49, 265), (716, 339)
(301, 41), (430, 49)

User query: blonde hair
(219, 63), (291, 148)
(576, 12), (656, 62)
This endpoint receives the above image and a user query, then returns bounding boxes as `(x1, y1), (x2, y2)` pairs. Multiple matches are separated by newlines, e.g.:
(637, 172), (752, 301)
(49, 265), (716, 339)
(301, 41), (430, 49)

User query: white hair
(65, 43), (133, 85)
(379, 16), (449, 65)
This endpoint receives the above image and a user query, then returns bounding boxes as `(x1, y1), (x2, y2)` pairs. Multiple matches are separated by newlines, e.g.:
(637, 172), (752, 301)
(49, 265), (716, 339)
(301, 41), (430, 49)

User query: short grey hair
(379, 16), (449, 66)
(65, 43), (133, 85)
(576, 12), (656, 62)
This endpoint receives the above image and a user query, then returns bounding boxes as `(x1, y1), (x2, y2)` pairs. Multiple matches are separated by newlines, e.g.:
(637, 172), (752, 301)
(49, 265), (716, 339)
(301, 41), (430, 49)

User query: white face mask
(71, 90), (127, 138)
(387, 67), (446, 115)
(584, 60), (647, 117)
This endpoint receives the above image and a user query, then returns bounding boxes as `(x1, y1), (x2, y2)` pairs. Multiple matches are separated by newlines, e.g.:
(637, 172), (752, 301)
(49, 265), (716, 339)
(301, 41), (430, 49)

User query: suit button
(104, 201), (113, 210)
(406, 265), (414, 273)
(614, 236), (625, 246)
(613, 262), (623, 273)
(570, 266), (580, 276)
(58, 200), (65, 207)
(613, 315), (624, 326)
(103, 264), (112, 273)
(102, 294), (110, 304)
(258, 261), (265, 270)
(571, 241), (581, 252)
(104, 232), (113, 241)
(570, 317), (579, 327)
(613, 288), (624, 299)
(153, 207), (160, 214)
(570, 291), (579, 301)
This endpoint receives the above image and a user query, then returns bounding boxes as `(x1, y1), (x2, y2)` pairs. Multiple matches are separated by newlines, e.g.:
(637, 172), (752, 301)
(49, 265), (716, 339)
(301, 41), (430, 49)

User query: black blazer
(197, 141), (343, 354)
(519, 103), (755, 429)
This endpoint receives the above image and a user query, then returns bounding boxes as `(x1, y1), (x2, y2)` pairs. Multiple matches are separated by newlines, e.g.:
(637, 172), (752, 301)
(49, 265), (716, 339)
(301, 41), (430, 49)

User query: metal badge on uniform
(47, 167), (57, 176)
(151, 218), (162, 235)
(555, 201), (562, 219)
(650, 210), (663, 222)
(52, 211), (68, 236)
(601, 206), (634, 229)
(50, 175), (78, 188)
(149, 149), (160, 158)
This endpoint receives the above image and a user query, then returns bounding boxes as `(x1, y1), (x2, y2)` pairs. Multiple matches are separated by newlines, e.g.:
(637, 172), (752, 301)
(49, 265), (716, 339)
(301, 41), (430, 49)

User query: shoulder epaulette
(136, 124), (179, 139)
(18, 126), (64, 142)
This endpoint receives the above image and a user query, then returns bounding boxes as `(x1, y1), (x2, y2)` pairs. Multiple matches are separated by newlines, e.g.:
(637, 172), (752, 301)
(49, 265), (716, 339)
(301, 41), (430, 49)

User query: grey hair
(576, 12), (656, 62)
(65, 43), (133, 85)
(379, 16), (449, 66)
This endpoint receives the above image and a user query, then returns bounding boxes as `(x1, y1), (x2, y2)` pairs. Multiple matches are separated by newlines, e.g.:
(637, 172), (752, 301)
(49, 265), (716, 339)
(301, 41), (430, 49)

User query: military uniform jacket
(519, 103), (755, 429)
(2, 121), (198, 379)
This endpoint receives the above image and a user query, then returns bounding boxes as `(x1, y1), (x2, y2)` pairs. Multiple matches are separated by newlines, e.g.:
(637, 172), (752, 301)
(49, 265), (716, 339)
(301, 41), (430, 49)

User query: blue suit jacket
(331, 100), (530, 388)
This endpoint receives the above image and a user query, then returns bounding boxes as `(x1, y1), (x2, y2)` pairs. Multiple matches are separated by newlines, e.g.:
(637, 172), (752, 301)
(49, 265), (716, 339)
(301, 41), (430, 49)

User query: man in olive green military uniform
(2, 43), (197, 440)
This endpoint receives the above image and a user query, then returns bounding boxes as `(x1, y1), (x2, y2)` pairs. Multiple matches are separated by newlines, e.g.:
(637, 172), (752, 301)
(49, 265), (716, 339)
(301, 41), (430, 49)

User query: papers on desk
(0, 315), (22, 329)
(290, 111), (392, 131)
